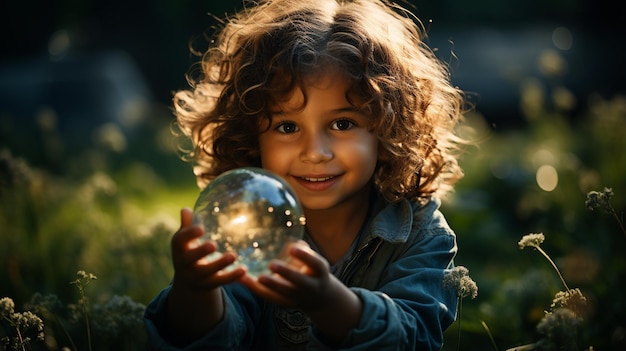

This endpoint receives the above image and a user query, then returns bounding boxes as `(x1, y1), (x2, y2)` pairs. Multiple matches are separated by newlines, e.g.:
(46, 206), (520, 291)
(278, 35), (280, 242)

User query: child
(145, 0), (468, 349)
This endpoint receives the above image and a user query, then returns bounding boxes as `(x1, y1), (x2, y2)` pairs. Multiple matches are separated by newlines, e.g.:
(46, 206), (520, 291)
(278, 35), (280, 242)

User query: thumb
(180, 207), (194, 228)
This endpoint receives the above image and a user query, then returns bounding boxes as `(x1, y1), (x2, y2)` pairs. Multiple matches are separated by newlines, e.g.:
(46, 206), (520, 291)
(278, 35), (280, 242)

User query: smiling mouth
(301, 176), (334, 182)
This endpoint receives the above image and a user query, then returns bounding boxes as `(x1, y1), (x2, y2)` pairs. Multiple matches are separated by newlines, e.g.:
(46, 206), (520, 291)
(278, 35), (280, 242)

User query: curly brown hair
(174, 0), (468, 202)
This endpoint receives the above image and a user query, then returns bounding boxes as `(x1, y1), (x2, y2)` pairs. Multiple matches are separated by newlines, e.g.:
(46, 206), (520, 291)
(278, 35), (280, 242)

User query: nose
(300, 130), (333, 163)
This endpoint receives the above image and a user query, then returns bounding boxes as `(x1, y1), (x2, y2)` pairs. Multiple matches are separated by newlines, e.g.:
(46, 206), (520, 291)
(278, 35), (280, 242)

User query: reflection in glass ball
(193, 167), (306, 277)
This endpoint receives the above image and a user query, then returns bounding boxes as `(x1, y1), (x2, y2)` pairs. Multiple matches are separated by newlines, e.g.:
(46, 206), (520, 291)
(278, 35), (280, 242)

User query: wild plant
(507, 233), (591, 351)
(0, 297), (44, 351)
(3, 270), (147, 351)
(69, 271), (96, 351)
(585, 187), (625, 237)
(444, 266), (478, 351)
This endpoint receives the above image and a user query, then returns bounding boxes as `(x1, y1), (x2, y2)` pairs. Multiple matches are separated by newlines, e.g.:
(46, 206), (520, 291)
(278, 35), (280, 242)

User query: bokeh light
(552, 27), (573, 51)
(536, 164), (558, 191)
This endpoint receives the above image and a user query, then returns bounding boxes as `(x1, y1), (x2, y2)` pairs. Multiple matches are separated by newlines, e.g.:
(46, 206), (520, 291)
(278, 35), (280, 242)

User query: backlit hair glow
(174, 0), (467, 202)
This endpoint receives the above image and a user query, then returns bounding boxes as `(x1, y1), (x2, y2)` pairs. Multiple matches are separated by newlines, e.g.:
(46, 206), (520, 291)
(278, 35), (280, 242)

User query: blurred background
(1, 1), (624, 350)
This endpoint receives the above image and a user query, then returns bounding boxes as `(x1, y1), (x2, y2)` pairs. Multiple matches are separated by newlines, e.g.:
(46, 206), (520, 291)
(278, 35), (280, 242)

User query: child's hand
(171, 208), (246, 291)
(239, 240), (333, 312)
(166, 208), (247, 338)
(240, 240), (362, 343)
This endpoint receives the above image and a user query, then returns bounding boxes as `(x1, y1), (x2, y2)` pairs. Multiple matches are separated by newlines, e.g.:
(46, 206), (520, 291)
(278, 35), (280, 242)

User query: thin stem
(505, 343), (538, 351)
(480, 320), (499, 351)
(610, 208), (626, 237)
(15, 326), (26, 351)
(54, 314), (78, 351)
(84, 309), (92, 351)
(76, 285), (93, 351)
(72, 273), (96, 351)
(81, 295), (93, 351)
(3, 314), (27, 351)
(536, 246), (570, 292)
(457, 297), (462, 351)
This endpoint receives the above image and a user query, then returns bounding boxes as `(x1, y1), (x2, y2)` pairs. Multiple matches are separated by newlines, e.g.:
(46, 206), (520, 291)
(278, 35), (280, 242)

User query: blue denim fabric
(144, 195), (458, 350)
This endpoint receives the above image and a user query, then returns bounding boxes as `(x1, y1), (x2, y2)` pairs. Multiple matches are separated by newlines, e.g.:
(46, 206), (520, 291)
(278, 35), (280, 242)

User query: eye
(331, 119), (355, 131)
(275, 121), (298, 134)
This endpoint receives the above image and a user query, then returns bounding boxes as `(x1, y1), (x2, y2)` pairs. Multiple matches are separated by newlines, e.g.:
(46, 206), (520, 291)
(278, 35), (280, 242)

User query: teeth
(303, 176), (332, 182)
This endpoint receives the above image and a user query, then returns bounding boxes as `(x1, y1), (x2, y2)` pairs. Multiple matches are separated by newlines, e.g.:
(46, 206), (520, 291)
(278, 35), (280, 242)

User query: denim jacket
(144, 195), (458, 350)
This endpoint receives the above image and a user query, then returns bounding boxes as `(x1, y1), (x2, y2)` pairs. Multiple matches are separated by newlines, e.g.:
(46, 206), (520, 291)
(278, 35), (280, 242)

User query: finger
(179, 241), (217, 266)
(262, 266), (303, 294)
(180, 252), (246, 289)
(239, 274), (294, 306)
(172, 226), (204, 249)
(288, 243), (328, 276)
(263, 261), (320, 298)
(200, 263), (247, 286)
(180, 207), (194, 228)
(171, 208), (204, 252)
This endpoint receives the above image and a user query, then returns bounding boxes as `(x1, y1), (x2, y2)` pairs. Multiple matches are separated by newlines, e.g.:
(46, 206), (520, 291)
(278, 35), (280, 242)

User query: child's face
(258, 73), (378, 211)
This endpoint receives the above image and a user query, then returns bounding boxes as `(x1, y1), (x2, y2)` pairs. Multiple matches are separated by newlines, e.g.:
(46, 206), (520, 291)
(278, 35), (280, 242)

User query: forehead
(271, 71), (358, 110)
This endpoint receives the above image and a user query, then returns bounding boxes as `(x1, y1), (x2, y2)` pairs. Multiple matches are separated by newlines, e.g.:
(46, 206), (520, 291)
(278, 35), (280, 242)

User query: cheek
(258, 136), (269, 166)
(358, 133), (379, 162)
(363, 142), (379, 173)
(258, 139), (287, 172)
(258, 142), (272, 168)
(342, 134), (378, 172)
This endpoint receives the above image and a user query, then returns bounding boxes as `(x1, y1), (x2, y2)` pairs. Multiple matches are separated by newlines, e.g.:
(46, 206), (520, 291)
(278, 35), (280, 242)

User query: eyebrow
(331, 106), (361, 113)
(271, 106), (363, 116)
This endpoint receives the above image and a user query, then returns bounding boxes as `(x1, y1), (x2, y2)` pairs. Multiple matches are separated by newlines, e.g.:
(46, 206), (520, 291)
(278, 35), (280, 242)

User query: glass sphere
(193, 167), (306, 277)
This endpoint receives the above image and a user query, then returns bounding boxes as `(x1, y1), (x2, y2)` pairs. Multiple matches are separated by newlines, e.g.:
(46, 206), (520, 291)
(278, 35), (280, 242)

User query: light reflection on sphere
(193, 167), (306, 277)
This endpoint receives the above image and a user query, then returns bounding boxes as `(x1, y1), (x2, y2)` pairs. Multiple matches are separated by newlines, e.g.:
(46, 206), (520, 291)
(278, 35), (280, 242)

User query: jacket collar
(367, 195), (440, 244)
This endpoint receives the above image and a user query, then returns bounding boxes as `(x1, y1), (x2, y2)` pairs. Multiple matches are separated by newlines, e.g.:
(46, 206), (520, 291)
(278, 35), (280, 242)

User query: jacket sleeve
(308, 221), (458, 351)
(143, 284), (263, 350)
